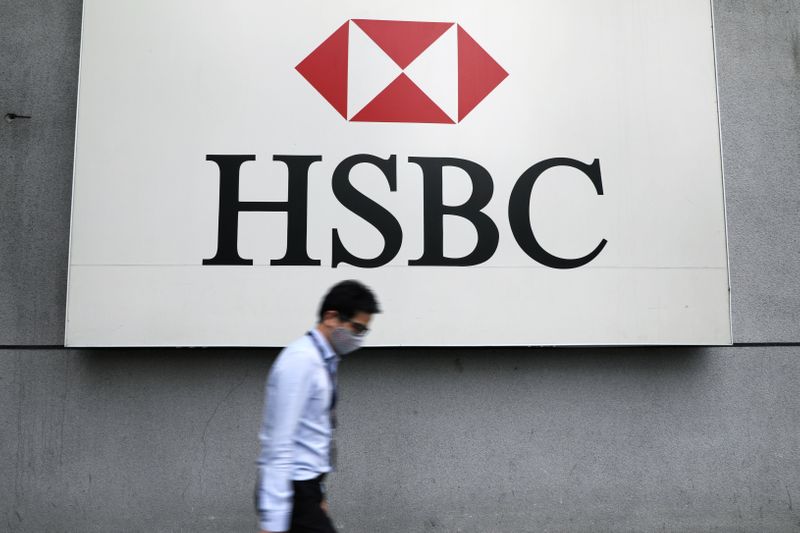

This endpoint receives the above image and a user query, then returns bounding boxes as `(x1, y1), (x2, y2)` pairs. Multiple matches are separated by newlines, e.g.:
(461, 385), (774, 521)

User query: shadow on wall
(71, 345), (712, 391)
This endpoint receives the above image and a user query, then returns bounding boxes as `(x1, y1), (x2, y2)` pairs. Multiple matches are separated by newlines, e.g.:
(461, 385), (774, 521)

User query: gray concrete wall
(2, 1), (799, 532)
(715, 1), (800, 343)
(2, 347), (799, 532)
(0, 0), (79, 345)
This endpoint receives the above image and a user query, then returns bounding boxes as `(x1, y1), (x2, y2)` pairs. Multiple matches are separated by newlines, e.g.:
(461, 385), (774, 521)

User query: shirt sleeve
(256, 349), (315, 532)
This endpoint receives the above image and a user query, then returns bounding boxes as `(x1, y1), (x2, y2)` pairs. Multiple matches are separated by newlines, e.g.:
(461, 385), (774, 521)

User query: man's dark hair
(318, 280), (380, 322)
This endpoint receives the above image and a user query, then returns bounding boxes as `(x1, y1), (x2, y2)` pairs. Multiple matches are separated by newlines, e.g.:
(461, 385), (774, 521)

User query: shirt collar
(309, 327), (337, 361)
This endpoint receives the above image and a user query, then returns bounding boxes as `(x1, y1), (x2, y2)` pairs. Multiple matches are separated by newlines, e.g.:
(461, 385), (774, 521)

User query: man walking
(256, 280), (380, 533)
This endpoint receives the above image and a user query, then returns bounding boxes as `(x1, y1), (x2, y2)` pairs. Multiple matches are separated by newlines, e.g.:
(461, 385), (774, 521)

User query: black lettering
(408, 157), (499, 266)
(203, 154), (322, 266)
(331, 154), (403, 268)
(508, 157), (607, 269)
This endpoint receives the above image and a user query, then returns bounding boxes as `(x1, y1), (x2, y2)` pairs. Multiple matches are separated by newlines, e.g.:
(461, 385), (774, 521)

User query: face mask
(330, 327), (364, 355)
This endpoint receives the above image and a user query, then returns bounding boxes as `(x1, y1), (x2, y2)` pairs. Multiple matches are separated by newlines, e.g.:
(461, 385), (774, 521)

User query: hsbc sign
(204, 20), (601, 270)
(66, 0), (732, 347)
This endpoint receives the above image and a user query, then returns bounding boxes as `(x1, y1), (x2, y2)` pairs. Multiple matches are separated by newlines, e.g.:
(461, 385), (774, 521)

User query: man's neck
(315, 323), (332, 344)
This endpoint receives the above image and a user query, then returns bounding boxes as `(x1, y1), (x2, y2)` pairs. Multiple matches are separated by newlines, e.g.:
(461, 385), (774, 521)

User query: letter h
(203, 154), (322, 266)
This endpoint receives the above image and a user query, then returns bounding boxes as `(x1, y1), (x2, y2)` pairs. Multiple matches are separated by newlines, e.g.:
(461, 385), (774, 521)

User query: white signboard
(66, 0), (731, 346)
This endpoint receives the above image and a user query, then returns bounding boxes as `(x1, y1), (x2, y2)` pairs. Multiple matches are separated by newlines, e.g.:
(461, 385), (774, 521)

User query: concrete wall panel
(2, 347), (799, 532)
(714, 0), (800, 342)
(0, 0), (81, 345)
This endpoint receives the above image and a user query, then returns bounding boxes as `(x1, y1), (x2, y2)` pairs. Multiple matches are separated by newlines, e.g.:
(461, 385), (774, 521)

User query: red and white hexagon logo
(296, 19), (508, 124)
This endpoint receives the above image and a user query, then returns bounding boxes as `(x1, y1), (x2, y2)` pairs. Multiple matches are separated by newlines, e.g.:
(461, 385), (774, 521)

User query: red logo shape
(352, 19), (452, 69)
(296, 20), (508, 124)
(351, 73), (453, 124)
(296, 21), (349, 119)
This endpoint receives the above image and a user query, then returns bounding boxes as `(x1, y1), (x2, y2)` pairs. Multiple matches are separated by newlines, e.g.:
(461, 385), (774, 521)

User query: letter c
(508, 158), (607, 269)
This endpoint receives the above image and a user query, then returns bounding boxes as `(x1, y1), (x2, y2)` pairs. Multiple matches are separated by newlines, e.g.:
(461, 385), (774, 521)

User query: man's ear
(320, 310), (339, 325)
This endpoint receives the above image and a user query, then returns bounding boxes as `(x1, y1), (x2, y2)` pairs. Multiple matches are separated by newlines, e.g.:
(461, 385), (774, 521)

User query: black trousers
(289, 475), (337, 533)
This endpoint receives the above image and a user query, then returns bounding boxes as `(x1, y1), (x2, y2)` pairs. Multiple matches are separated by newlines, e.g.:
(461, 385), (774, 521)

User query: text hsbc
(203, 154), (607, 269)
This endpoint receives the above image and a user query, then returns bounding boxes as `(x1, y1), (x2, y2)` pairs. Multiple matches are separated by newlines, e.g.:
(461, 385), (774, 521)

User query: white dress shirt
(256, 328), (338, 532)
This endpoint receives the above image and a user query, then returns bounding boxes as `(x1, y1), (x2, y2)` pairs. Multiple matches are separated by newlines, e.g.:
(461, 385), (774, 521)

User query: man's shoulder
(273, 334), (320, 369)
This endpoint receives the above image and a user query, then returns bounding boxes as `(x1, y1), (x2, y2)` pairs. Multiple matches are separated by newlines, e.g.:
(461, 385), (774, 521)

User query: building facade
(2, 1), (799, 531)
